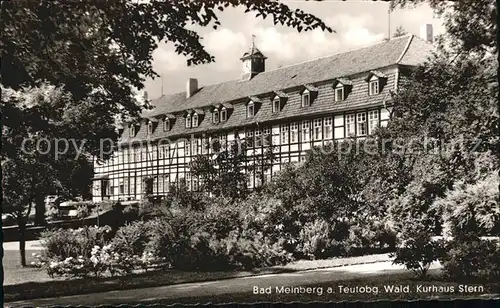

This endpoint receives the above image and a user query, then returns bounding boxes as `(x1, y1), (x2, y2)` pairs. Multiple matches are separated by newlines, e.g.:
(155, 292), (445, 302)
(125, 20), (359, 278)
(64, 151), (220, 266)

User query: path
(6, 262), (441, 307)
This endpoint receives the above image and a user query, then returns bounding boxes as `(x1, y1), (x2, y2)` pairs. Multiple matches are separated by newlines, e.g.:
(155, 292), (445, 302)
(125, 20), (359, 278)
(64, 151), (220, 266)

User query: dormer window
(163, 118), (170, 131)
(369, 79), (379, 95)
(129, 124), (136, 137)
(272, 98), (281, 113)
(192, 113), (199, 127)
(365, 71), (386, 95)
(213, 110), (219, 124)
(220, 107), (227, 122)
(335, 86), (344, 102)
(147, 121), (154, 135)
(185, 114), (192, 128)
(301, 91), (310, 107)
(247, 101), (255, 118)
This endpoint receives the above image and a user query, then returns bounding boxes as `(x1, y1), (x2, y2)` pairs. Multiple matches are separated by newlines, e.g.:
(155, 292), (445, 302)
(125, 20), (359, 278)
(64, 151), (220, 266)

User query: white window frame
(301, 120), (310, 142)
(192, 113), (199, 127)
(272, 98), (281, 113)
(185, 114), (192, 128)
(246, 130), (254, 148)
(346, 114), (356, 137)
(147, 121), (153, 135)
(129, 125), (135, 137)
(301, 91), (310, 107)
(335, 86), (344, 102)
(213, 110), (219, 124)
(220, 108), (227, 122)
(290, 122), (298, 143)
(281, 124), (289, 144)
(357, 112), (367, 136)
(369, 79), (379, 95)
(324, 117), (333, 139)
(368, 110), (379, 134)
(263, 127), (271, 146)
(313, 118), (322, 140)
(247, 102), (255, 117)
(254, 129), (262, 147)
(163, 119), (170, 131)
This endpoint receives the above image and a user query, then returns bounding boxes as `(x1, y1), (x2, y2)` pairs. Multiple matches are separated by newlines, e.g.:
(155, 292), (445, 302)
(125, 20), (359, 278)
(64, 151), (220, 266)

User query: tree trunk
(34, 194), (46, 226)
(18, 217), (27, 267)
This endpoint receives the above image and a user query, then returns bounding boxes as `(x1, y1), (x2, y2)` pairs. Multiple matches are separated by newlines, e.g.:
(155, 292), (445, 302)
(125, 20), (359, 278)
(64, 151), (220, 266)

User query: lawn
(3, 249), (54, 286)
(3, 253), (391, 302)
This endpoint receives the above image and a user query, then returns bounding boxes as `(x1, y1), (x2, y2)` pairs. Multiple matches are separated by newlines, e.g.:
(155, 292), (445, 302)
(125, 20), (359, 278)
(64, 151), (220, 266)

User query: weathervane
(251, 34), (256, 47)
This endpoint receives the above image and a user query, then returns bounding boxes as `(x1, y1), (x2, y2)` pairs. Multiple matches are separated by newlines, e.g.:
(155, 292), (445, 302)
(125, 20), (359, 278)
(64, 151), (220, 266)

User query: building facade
(92, 34), (433, 202)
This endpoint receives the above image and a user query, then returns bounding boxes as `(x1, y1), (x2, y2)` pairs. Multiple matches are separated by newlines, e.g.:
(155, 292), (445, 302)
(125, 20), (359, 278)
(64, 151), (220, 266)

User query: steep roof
(143, 34), (433, 118)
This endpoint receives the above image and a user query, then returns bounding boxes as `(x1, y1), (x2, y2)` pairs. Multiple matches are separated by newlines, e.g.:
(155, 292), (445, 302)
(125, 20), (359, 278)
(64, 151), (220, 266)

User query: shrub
(37, 226), (113, 278)
(295, 219), (346, 259)
(391, 221), (444, 279)
(344, 217), (397, 256)
(440, 239), (500, 281)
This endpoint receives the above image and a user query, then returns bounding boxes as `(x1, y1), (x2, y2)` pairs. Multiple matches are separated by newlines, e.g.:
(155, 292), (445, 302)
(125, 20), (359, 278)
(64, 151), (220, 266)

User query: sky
(144, 0), (445, 99)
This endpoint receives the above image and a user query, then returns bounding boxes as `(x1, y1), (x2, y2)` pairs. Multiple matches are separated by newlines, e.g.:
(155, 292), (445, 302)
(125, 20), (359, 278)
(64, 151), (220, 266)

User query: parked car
(2, 213), (16, 226)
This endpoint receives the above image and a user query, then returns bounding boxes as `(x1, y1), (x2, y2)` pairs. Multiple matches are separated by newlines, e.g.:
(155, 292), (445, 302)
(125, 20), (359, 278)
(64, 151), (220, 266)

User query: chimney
(186, 78), (198, 98)
(419, 24), (434, 43)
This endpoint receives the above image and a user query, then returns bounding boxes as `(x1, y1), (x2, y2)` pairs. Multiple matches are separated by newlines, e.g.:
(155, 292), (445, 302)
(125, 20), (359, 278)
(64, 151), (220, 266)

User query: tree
(2, 0), (333, 157)
(190, 138), (276, 201)
(2, 158), (61, 266)
(390, 0), (497, 56)
(393, 25), (407, 38)
(2, 1), (333, 265)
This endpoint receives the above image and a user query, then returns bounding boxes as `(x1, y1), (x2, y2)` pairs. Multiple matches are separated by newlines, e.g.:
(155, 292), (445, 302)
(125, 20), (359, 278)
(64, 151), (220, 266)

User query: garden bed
(3, 253), (391, 302)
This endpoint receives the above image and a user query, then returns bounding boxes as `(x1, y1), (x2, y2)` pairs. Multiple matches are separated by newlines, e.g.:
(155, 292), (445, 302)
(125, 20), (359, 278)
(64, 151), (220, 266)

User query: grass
(3, 253), (391, 302)
(2, 250), (53, 286)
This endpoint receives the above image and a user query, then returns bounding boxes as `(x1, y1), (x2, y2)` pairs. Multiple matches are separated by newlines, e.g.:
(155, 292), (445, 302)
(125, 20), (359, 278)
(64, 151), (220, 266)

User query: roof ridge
(263, 35), (410, 74)
(396, 34), (414, 64)
(151, 36), (410, 101)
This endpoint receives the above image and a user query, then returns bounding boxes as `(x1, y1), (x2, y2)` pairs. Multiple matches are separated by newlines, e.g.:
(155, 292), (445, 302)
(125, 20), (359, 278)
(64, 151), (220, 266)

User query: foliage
(191, 139), (276, 200)
(391, 222), (445, 279)
(393, 25), (407, 38)
(391, 0), (497, 56)
(433, 172), (500, 238)
(440, 239), (500, 282)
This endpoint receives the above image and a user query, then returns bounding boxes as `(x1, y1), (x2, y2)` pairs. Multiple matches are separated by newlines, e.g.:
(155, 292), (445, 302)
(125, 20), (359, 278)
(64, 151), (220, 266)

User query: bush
(391, 222), (444, 279)
(440, 239), (500, 281)
(295, 219), (347, 260)
(344, 217), (397, 256)
(37, 226), (113, 278)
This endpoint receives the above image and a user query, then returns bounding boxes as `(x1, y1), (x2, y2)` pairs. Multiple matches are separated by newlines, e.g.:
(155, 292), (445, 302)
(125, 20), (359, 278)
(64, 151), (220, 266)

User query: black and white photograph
(2, 0), (499, 306)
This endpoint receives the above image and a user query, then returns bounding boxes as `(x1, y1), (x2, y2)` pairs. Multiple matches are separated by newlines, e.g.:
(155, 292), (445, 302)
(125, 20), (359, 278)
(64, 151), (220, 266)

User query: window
(263, 127), (271, 146)
(335, 87), (344, 101)
(346, 114), (356, 137)
(193, 178), (199, 191)
(247, 102), (255, 117)
(302, 92), (310, 107)
(185, 174), (191, 191)
(130, 177), (135, 195)
(368, 110), (379, 134)
(185, 114), (191, 128)
(163, 119), (170, 131)
(152, 147), (157, 160)
(192, 138), (198, 155)
(192, 113), (199, 127)
(185, 140), (191, 156)
(290, 122), (298, 143)
(147, 122), (153, 135)
(369, 80), (379, 95)
(220, 108), (227, 122)
(129, 149), (135, 163)
(129, 125), (135, 137)
(313, 118), (322, 140)
(324, 117), (333, 139)
(119, 179), (125, 194)
(213, 110), (219, 124)
(153, 176), (158, 194)
(281, 124), (289, 144)
(246, 130), (254, 148)
(357, 112), (367, 136)
(124, 149), (129, 163)
(163, 175), (169, 192)
(255, 129), (262, 147)
(158, 174), (164, 193)
(272, 98), (281, 113)
(301, 121), (310, 142)
(164, 145), (169, 159)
